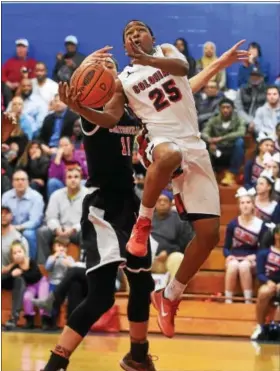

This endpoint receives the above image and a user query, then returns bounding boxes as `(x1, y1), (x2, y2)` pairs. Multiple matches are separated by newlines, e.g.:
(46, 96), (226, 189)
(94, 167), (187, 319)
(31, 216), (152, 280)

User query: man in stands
(253, 86), (280, 134)
(32, 62), (58, 107)
(202, 98), (246, 186)
(37, 167), (88, 263)
(2, 39), (37, 93)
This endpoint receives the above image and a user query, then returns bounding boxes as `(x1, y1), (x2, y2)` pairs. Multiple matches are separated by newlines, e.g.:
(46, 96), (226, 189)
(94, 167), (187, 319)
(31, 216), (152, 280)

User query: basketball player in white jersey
(61, 20), (249, 339)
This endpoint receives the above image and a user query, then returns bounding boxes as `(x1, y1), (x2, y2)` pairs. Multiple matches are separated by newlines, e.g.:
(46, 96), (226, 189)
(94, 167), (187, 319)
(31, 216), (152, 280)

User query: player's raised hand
(219, 40), (249, 68)
(2, 112), (17, 142)
(82, 46), (113, 65)
(58, 82), (82, 114)
(126, 38), (153, 66)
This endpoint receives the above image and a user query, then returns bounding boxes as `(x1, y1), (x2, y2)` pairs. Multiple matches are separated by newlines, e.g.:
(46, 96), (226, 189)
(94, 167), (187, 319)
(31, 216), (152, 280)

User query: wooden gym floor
(2, 332), (280, 371)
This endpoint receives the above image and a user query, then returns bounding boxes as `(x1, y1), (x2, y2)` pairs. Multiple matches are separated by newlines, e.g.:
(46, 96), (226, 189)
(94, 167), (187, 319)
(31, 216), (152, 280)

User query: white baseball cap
(64, 35), (78, 45)
(15, 39), (29, 47)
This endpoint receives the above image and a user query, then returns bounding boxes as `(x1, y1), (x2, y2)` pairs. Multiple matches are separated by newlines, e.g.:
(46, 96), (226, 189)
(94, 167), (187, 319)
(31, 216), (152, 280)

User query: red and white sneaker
(126, 217), (151, 257)
(151, 289), (180, 338)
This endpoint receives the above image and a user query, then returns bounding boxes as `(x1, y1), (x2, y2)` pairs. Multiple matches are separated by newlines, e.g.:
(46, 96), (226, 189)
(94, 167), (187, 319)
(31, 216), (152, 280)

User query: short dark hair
(219, 97), (234, 108)
(53, 236), (70, 247)
(123, 20), (154, 42)
(276, 122), (280, 130)
(266, 85), (280, 94)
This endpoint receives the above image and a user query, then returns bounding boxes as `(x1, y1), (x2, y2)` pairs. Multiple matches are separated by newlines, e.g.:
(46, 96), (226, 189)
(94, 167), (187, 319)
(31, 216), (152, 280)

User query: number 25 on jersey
(149, 79), (182, 112)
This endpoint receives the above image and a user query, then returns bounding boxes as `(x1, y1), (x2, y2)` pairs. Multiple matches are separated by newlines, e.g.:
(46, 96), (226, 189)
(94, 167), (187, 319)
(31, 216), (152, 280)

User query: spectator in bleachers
(2, 206), (29, 267)
(32, 62), (58, 107)
(2, 39), (36, 93)
(251, 224), (280, 341)
(244, 133), (275, 189)
(16, 140), (50, 196)
(5, 240), (50, 330)
(2, 107), (29, 170)
(2, 240), (27, 330)
(202, 98), (246, 186)
(263, 153), (280, 202)
(71, 118), (84, 150)
(47, 137), (88, 197)
(1, 154), (13, 194)
(8, 96), (33, 139)
(37, 167), (88, 263)
(2, 169), (44, 259)
(223, 187), (266, 304)
(255, 169), (280, 223)
(151, 190), (193, 278)
(195, 80), (224, 130)
(235, 68), (267, 129)
(2, 82), (13, 112)
(174, 38), (196, 78)
(52, 35), (85, 83)
(196, 41), (226, 90)
(39, 94), (79, 156)
(238, 42), (270, 88)
(253, 86), (280, 134)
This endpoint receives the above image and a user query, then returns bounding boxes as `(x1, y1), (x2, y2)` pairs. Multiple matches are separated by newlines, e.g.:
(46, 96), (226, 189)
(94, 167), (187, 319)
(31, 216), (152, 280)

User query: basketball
(70, 62), (116, 108)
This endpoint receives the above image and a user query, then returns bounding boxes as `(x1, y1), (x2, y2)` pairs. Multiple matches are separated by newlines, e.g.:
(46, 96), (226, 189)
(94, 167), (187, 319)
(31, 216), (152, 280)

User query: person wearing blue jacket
(238, 42), (270, 87)
(251, 224), (280, 341)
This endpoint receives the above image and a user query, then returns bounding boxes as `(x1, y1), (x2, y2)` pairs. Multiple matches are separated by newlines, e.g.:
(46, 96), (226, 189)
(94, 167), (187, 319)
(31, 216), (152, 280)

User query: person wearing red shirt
(2, 39), (37, 92)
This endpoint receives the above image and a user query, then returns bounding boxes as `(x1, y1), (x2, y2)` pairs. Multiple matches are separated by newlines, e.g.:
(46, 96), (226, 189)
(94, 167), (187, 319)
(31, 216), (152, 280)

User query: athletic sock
(43, 351), (69, 371)
(225, 290), (233, 304)
(244, 289), (253, 304)
(138, 203), (154, 221)
(130, 341), (149, 363)
(164, 278), (186, 302)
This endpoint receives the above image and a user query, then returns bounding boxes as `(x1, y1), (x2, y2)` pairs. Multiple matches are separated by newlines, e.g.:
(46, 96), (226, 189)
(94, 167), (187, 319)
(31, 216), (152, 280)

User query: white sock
(244, 290), (253, 304)
(164, 278), (186, 302)
(138, 203), (155, 221)
(225, 290), (233, 304)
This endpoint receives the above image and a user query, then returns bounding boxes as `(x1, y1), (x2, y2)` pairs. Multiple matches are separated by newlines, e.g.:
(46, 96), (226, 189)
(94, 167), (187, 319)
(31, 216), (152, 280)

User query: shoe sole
(150, 292), (174, 339)
(126, 244), (148, 257)
(119, 360), (139, 371)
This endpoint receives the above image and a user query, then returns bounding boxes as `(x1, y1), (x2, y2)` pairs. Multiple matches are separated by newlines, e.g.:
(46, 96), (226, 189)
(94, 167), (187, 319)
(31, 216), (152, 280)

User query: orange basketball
(70, 62), (116, 108)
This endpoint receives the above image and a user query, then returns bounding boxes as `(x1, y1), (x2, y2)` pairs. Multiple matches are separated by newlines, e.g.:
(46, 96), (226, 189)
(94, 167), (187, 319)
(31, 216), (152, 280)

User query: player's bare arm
(58, 79), (125, 128)
(189, 39), (249, 93)
(128, 39), (189, 76)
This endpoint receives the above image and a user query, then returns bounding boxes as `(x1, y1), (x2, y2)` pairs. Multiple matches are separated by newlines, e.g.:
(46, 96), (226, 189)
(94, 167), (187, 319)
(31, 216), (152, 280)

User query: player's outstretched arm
(189, 40), (249, 93)
(58, 80), (125, 128)
(128, 39), (189, 76)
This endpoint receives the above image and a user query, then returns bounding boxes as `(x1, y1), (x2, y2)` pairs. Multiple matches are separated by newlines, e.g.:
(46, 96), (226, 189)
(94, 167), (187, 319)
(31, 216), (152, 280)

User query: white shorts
(139, 136), (221, 217)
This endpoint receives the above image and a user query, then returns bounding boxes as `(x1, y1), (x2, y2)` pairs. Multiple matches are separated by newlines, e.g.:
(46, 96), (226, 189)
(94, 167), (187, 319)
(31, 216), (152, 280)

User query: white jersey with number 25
(118, 44), (203, 148)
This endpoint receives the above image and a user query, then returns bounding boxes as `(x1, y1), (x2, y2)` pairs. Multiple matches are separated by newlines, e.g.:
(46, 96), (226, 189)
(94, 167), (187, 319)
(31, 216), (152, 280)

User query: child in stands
(251, 223), (280, 341)
(223, 187), (266, 303)
(7, 240), (50, 329)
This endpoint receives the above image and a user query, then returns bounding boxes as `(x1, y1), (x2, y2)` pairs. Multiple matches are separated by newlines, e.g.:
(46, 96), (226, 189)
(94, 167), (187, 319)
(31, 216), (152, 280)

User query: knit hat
(161, 189), (173, 202)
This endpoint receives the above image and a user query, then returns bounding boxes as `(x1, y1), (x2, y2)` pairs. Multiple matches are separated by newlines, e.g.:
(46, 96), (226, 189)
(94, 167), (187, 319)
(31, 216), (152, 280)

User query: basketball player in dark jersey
(41, 56), (156, 371)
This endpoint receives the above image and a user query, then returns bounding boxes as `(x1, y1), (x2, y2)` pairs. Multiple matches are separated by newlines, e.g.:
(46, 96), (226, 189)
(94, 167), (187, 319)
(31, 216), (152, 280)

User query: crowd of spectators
(1, 35), (280, 339)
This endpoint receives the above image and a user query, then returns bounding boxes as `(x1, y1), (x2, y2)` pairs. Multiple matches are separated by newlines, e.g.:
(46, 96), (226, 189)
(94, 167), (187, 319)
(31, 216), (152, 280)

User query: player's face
(267, 88), (280, 105)
(259, 140), (274, 155)
(124, 21), (154, 55)
(239, 196), (254, 215)
(12, 245), (25, 264)
(256, 177), (271, 195)
(66, 169), (81, 189)
(104, 59), (118, 79)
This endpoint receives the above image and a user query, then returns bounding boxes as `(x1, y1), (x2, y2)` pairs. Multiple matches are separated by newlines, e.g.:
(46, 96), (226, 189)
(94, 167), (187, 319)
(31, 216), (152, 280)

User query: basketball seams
(89, 77), (115, 107)
(79, 66), (105, 103)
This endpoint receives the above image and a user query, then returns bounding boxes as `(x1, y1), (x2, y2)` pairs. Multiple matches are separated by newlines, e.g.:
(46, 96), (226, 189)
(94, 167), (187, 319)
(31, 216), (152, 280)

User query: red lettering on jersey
(162, 70), (170, 77)
(139, 82), (145, 91)
(148, 76), (156, 85)
(133, 85), (140, 94)
(143, 79), (151, 88)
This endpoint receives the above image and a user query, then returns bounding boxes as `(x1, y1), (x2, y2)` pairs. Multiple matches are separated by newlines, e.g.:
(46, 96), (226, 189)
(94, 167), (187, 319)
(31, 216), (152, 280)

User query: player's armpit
(79, 79), (125, 128)
(150, 44), (189, 77)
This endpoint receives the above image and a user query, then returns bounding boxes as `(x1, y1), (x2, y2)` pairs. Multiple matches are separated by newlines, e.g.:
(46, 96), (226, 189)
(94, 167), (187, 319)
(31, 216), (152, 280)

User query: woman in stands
(223, 187), (266, 304)
(255, 169), (280, 223)
(251, 223), (280, 341)
(244, 133), (275, 189)
(263, 152), (280, 201)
